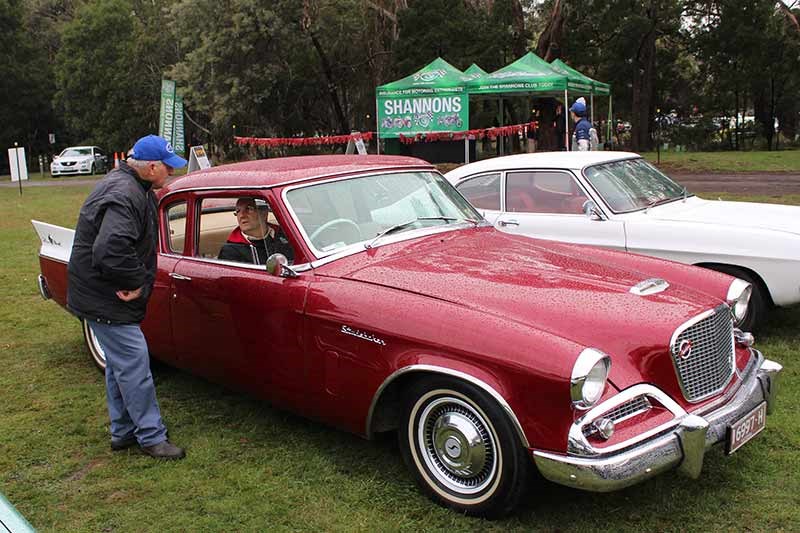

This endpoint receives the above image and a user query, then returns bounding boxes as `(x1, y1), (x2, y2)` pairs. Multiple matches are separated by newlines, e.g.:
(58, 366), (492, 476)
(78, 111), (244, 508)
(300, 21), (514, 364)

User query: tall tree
(0, 0), (56, 160)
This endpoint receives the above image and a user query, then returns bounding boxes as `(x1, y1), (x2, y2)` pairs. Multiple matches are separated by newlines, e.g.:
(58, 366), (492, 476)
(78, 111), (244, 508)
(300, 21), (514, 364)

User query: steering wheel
(309, 218), (362, 246)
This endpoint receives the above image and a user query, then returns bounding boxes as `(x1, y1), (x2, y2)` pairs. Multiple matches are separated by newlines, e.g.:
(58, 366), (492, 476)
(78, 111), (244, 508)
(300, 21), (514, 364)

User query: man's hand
(116, 287), (143, 301)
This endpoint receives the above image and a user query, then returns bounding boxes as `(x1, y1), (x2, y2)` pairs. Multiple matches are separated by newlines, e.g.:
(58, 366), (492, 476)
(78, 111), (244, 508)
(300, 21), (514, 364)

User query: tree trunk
(535, 0), (564, 150)
(631, 2), (658, 152)
(302, 0), (350, 134)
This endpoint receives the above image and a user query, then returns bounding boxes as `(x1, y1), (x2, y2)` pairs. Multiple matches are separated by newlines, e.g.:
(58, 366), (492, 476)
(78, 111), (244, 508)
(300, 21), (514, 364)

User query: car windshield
(60, 148), (92, 157)
(285, 171), (481, 255)
(583, 158), (692, 213)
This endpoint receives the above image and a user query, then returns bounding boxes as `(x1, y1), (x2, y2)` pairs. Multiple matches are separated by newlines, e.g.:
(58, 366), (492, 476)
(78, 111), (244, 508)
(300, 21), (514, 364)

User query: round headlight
(571, 348), (611, 410)
(726, 278), (752, 325)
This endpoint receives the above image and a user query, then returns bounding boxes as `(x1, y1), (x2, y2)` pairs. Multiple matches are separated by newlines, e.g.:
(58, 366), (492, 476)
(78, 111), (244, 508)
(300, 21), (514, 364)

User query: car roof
(63, 146), (96, 150)
(444, 151), (641, 181)
(163, 154), (435, 193)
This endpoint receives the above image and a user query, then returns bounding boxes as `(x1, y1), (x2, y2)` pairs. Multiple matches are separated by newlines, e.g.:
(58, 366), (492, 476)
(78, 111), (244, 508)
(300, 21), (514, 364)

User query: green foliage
(54, 0), (137, 149)
(0, 0), (57, 160)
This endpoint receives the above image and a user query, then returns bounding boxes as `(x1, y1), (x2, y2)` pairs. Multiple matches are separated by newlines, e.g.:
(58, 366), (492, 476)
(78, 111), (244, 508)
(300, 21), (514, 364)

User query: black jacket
(218, 227), (295, 265)
(67, 162), (158, 324)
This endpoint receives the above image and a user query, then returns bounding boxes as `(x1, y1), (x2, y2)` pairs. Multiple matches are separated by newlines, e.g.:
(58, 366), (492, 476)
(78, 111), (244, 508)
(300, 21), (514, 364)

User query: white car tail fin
(31, 220), (75, 262)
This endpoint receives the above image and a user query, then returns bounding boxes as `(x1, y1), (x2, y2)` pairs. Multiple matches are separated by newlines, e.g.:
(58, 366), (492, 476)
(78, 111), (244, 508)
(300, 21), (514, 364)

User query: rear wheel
(81, 318), (106, 373)
(398, 377), (530, 518)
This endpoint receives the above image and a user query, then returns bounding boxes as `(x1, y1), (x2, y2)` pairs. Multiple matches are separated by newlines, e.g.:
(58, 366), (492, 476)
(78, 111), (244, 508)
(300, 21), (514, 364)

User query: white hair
(126, 158), (153, 170)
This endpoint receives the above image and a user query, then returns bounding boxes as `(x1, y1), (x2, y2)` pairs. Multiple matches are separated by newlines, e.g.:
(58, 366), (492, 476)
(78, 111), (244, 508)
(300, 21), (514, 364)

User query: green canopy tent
(462, 63), (488, 81)
(466, 52), (598, 151)
(376, 57), (469, 154)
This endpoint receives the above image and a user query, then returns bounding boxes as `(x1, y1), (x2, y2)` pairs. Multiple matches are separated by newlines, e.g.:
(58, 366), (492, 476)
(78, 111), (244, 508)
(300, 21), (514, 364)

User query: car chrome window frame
(453, 172), (503, 212)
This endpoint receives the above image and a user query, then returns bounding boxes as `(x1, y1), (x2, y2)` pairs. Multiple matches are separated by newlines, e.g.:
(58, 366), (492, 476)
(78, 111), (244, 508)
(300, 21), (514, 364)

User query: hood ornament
(630, 278), (670, 296)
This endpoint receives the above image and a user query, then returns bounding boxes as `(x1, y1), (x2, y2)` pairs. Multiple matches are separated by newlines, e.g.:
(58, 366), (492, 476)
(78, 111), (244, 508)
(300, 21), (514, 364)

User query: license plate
(726, 402), (767, 454)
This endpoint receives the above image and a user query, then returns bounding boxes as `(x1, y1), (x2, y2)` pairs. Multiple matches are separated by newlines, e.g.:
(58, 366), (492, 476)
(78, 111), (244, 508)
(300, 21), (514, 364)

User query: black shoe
(111, 436), (138, 451)
(141, 440), (186, 460)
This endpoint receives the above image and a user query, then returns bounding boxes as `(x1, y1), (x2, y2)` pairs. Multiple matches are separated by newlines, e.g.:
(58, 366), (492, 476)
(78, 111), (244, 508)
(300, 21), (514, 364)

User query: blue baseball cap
(569, 99), (587, 116)
(131, 135), (188, 168)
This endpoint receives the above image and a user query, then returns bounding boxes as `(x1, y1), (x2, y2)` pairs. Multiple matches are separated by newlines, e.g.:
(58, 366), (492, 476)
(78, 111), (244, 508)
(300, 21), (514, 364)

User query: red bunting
(234, 122), (537, 148)
(398, 121), (537, 144)
(235, 131), (374, 148)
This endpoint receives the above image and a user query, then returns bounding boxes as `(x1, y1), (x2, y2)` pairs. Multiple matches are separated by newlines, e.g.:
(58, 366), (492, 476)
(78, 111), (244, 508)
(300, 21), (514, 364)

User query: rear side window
(455, 173), (501, 211)
(506, 171), (588, 214)
(165, 201), (187, 254)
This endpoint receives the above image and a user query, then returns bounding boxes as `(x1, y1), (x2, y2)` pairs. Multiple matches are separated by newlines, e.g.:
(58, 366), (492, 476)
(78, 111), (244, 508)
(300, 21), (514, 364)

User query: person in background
(219, 197), (295, 264)
(526, 109), (538, 153)
(67, 134), (187, 460)
(555, 103), (567, 151)
(570, 97), (592, 151)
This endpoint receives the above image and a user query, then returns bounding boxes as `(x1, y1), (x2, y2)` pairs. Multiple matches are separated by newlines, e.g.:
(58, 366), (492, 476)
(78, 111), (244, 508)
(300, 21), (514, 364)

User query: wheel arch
(365, 364), (530, 449)
(694, 261), (775, 307)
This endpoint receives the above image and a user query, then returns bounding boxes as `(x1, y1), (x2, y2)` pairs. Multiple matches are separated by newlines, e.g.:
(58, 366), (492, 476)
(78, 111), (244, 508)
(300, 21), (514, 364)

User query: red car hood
(318, 228), (725, 390)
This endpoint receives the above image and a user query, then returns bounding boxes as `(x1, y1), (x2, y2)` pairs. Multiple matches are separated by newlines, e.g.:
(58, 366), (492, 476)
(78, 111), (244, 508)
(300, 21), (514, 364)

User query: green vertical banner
(172, 94), (185, 155)
(159, 79), (177, 143)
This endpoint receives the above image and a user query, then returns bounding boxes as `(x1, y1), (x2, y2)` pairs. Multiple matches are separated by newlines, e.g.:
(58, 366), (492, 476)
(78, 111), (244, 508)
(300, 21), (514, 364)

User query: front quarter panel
(303, 272), (587, 452)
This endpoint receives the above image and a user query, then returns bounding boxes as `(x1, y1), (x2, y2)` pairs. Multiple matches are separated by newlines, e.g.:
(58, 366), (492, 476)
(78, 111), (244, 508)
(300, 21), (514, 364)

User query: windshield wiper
(645, 196), (675, 213)
(365, 216), (456, 249)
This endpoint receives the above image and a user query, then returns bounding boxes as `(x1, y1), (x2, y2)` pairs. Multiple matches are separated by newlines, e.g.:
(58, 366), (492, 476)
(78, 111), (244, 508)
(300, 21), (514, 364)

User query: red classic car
(33, 155), (782, 517)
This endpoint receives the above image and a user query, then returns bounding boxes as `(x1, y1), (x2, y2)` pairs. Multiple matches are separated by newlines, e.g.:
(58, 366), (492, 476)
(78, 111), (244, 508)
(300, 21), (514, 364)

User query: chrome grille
(671, 304), (734, 402)
(583, 396), (652, 437)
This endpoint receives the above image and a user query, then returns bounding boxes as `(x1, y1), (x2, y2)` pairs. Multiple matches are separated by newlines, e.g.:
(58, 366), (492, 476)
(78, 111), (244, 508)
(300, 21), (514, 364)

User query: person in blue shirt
(569, 97), (592, 151)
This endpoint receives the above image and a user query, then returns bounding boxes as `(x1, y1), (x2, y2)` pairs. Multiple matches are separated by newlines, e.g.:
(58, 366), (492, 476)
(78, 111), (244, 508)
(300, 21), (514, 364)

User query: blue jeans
(88, 322), (167, 447)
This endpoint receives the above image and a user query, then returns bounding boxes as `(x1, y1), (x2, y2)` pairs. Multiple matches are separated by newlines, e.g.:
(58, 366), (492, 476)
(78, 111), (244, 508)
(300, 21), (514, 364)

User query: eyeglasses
(233, 205), (257, 215)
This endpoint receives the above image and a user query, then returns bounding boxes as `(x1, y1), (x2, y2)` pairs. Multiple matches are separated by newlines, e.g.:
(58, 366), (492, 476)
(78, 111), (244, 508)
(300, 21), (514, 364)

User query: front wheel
(398, 377), (530, 518)
(81, 318), (106, 373)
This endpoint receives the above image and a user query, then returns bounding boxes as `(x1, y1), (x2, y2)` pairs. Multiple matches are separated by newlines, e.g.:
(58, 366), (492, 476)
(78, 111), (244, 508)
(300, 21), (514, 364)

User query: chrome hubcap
(418, 396), (497, 494)
(84, 320), (107, 369)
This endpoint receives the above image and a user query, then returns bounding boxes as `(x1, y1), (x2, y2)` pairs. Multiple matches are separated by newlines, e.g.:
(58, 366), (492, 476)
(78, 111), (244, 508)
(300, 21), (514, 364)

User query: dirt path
(668, 171), (800, 195)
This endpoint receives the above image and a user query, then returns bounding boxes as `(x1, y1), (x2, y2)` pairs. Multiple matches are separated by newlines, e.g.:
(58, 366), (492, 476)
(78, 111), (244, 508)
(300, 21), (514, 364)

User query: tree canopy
(2, 0), (799, 161)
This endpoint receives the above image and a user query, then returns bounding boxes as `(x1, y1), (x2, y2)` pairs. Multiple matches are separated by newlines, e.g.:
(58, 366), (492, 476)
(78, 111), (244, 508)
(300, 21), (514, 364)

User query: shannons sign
(377, 95), (469, 138)
(158, 80), (185, 155)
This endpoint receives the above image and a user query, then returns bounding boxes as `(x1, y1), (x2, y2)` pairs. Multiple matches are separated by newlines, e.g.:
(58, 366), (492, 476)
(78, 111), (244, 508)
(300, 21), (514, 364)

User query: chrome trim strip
(568, 383), (687, 456)
(629, 278), (670, 296)
(534, 352), (782, 492)
(365, 364), (530, 448)
(159, 252), (313, 273)
(37, 274), (51, 300)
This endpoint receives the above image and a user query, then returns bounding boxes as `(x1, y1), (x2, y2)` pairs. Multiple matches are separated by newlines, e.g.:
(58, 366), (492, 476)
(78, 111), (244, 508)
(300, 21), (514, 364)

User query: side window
(197, 196), (296, 265)
(455, 173), (501, 211)
(506, 171), (588, 214)
(165, 201), (188, 254)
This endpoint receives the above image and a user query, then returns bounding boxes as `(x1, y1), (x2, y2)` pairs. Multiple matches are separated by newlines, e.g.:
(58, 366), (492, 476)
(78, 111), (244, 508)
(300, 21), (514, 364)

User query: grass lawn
(1, 186), (798, 532)
(640, 149), (800, 173)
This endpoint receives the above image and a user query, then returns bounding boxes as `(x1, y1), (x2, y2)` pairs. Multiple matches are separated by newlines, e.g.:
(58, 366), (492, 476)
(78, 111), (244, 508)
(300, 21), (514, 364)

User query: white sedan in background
(445, 151), (800, 330)
(50, 146), (108, 176)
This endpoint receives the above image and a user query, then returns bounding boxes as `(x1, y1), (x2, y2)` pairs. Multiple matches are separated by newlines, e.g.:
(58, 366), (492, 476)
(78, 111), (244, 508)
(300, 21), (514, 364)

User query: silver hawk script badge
(340, 325), (386, 346)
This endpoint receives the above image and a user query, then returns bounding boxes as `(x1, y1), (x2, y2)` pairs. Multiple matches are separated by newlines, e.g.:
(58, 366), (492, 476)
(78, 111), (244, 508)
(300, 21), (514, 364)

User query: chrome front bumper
(533, 350), (781, 492)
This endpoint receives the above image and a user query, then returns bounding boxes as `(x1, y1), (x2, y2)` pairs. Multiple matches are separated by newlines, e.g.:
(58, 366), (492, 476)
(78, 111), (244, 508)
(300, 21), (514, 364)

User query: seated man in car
(218, 197), (295, 264)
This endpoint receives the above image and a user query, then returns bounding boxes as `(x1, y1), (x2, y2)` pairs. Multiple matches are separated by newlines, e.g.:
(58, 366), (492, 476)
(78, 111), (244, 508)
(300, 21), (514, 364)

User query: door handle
(498, 219), (519, 227)
(169, 273), (192, 281)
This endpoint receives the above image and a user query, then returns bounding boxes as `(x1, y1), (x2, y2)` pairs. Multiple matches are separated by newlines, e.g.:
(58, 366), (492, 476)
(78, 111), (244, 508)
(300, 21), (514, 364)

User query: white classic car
(445, 152), (800, 330)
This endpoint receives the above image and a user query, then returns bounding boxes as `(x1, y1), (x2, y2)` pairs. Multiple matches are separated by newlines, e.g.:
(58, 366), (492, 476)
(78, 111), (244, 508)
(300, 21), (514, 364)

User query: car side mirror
(582, 200), (606, 221)
(266, 253), (298, 278)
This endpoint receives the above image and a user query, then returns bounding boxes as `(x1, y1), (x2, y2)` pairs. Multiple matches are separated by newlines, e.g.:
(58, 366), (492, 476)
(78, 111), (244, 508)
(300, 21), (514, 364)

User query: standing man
(67, 134), (187, 460)
(569, 97), (592, 151)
